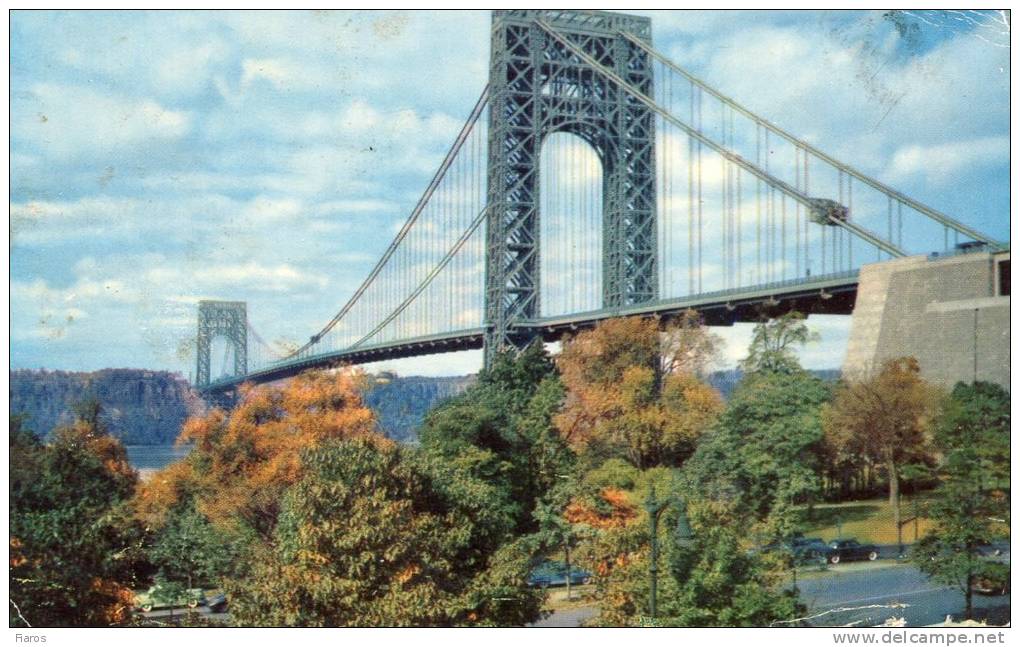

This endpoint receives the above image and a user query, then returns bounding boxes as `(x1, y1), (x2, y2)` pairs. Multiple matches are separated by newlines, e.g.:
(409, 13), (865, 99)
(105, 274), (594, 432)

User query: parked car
(206, 593), (228, 613)
(826, 539), (878, 564)
(791, 537), (833, 564)
(754, 536), (830, 565)
(976, 542), (1008, 559)
(135, 585), (207, 612)
(527, 560), (592, 588)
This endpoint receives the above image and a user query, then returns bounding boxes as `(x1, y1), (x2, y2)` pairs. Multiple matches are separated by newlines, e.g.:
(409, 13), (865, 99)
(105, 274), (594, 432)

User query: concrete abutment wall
(844, 250), (1009, 390)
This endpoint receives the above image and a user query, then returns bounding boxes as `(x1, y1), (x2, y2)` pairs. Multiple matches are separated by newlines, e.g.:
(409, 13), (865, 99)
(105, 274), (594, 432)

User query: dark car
(792, 537), (832, 564)
(827, 539), (878, 564)
(527, 560), (592, 588)
(755, 536), (830, 565)
(207, 593), (228, 613)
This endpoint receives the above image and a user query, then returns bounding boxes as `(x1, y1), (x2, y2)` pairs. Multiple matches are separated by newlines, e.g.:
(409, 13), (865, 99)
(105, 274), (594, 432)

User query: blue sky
(9, 10), (1010, 379)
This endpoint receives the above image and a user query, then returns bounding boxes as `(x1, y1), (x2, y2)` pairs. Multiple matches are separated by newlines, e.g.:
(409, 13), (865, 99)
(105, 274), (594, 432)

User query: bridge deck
(201, 271), (858, 393)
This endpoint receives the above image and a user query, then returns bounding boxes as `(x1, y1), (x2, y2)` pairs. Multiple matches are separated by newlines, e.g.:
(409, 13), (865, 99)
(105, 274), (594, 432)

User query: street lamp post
(643, 483), (695, 622)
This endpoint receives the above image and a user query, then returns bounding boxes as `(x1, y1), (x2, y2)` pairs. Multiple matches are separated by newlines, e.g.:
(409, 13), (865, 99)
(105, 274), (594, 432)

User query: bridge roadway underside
(201, 273), (858, 396)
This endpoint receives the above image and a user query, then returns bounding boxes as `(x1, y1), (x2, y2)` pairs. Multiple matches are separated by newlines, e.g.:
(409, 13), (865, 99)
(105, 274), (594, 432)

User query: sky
(9, 10), (1011, 380)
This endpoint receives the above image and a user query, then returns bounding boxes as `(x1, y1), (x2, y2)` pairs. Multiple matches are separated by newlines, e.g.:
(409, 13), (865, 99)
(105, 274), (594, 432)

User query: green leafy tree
(148, 505), (243, 589)
(739, 312), (818, 375)
(684, 369), (832, 527)
(227, 438), (545, 626)
(419, 342), (572, 534)
(10, 403), (143, 627)
(583, 496), (803, 627)
(914, 382), (1010, 620)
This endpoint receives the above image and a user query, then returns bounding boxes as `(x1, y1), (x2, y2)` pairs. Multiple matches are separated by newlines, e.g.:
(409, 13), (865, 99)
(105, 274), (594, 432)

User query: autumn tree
(914, 382), (1010, 620)
(133, 368), (385, 600)
(555, 314), (723, 469)
(10, 405), (144, 627)
(227, 438), (545, 626)
(823, 357), (939, 550)
(135, 369), (381, 541)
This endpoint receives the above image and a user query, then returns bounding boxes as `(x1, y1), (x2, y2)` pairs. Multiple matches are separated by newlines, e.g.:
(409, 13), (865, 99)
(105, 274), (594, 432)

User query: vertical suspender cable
(887, 195), (893, 262)
(689, 80), (697, 293)
(756, 123), (762, 285)
(847, 176), (853, 269)
(897, 202), (903, 251)
(795, 147), (801, 276)
(697, 86), (703, 294)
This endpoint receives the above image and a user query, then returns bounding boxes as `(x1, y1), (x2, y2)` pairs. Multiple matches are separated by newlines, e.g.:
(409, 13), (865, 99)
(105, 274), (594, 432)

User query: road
(528, 561), (1010, 627)
(796, 562), (1010, 627)
(139, 561), (1008, 627)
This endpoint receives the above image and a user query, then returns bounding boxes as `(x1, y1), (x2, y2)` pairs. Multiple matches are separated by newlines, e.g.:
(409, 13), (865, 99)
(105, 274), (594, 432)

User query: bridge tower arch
(196, 300), (248, 387)
(484, 10), (657, 366)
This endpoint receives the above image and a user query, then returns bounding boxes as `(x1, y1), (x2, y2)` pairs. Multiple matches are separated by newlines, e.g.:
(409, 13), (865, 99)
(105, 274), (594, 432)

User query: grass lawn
(799, 497), (934, 545)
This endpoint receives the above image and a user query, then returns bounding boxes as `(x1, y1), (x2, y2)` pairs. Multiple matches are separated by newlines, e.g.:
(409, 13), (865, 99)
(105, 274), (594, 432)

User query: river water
(125, 445), (192, 473)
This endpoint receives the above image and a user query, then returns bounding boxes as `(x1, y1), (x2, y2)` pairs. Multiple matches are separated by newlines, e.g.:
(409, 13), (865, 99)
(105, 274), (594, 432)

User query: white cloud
(17, 83), (190, 159)
(887, 136), (1009, 185)
(240, 57), (326, 91)
(194, 262), (328, 291)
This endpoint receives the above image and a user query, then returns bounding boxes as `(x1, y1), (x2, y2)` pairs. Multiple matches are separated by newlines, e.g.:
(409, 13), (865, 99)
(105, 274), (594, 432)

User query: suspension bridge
(196, 10), (1005, 396)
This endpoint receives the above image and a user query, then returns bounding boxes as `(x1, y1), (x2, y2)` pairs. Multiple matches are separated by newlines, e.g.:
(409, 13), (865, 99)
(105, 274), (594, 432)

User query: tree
(10, 404), (143, 627)
(914, 382), (1010, 620)
(135, 369), (382, 543)
(580, 495), (803, 627)
(147, 504), (242, 590)
(226, 438), (545, 626)
(419, 342), (572, 534)
(823, 357), (939, 550)
(554, 316), (723, 468)
(684, 369), (832, 526)
(739, 312), (818, 375)
(660, 309), (722, 377)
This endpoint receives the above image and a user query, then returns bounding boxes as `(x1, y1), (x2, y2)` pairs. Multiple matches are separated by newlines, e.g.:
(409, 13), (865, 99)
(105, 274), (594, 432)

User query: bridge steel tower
(195, 300), (248, 388)
(483, 10), (657, 366)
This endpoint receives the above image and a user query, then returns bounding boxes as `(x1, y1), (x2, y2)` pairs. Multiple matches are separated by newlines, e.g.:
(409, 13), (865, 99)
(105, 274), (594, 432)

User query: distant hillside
(9, 368), (476, 447)
(362, 373), (476, 444)
(9, 366), (840, 447)
(706, 368), (842, 399)
(9, 368), (205, 445)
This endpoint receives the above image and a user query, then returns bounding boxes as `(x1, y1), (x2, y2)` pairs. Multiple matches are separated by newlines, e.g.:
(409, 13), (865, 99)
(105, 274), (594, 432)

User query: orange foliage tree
(136, 369), (387, 542)
(554, 314), (723, 468)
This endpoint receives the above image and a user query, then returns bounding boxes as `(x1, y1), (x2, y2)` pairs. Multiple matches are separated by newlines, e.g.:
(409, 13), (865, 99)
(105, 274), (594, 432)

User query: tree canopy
(419, 342), (572, 534)
(227, 438), (544, 626)
(914, 381), (1010, 619)
(135, 369), (383, 542)
(10, 405), (143, 627)
(554, 315), (723, 469)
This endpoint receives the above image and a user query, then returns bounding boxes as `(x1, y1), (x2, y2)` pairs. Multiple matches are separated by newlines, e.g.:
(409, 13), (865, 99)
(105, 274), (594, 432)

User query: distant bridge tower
(196, 300), (248, 388)
(484, 10), (657, 365)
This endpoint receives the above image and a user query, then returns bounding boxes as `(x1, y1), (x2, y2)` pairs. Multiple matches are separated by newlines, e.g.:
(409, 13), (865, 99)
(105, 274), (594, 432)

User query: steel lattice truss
(484, 10), (658, 363)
